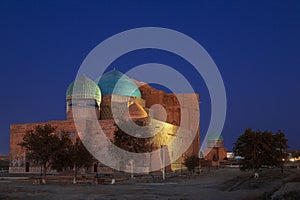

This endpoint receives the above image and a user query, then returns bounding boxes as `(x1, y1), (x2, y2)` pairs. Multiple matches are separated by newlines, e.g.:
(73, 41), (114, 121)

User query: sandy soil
(0, 168), (299, 200)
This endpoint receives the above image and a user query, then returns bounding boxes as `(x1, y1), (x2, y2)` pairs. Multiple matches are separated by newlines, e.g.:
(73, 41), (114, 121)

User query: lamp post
(96, 162), (99, 178)
(40, 162), (42, 177)
(199, 151), (203, 175)
(167, 133), (177, 171)
(161, 145), (165, 180)
(161, 133), (176, 180)
(130, 159), (134, 179)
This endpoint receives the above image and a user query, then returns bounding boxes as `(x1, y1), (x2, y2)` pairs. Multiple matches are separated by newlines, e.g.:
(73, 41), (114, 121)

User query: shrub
(183, 154), (199, 173)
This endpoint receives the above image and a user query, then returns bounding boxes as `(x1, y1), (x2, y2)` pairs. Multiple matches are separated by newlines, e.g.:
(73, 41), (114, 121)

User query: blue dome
(207, 133), (223, 141)
(96, 70), (141, 98)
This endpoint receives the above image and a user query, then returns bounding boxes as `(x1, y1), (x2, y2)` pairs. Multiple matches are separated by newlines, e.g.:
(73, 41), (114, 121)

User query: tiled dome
(124, 103), (148, 119)
(66, 76), (101, 105)
(207, 133), (223, 140)
(96, 70), (141, 98)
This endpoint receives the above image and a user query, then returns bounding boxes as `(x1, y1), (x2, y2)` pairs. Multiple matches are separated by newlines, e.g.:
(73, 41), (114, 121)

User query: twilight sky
(0, 1), (300, 154)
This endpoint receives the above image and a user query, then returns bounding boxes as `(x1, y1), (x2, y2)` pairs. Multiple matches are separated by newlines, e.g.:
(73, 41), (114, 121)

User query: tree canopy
(113, 120), (153, 153)
(111, 120), (154, 171)
(183, 154), (200, 173)
(19, 124), (63, 183)
(19, 124), (94, 184)
(69, 138), (95, 183)
(233, 128), (288, 171)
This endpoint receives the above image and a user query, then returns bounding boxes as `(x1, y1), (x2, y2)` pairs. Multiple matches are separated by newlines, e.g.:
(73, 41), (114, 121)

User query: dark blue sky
(1, 1), (300, 154)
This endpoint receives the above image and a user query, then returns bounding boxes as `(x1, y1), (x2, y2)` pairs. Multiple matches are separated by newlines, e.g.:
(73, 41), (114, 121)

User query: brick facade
(9, 80), (200, 173)
(204, 139), (227, 167)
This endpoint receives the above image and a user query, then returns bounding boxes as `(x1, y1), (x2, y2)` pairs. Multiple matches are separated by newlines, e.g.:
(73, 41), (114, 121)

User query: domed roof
(124, 103), (148, 119)
(66, 76), (101, 103)
(207, 133), (223, 141)
(96, 70), (141, 98)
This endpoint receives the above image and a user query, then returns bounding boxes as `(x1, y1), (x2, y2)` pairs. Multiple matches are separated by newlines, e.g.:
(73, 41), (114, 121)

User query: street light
(161, 145), (165, 180)
(96, 162), (99, 178)
(167, 132), (176, 157)
(40, 162), (42, 177)
(199, 151), (203, 174)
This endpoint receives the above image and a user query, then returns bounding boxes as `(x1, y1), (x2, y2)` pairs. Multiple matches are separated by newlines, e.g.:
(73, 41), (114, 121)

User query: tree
(19, 124), (96, 184)
(51, 131), (73, 172)
(233, 128), (288, 172)
(183, 154), (199, 175)
(43, 132), (95, 184)
(69, 138), (95, 184)
(112, 120), (154, 171)
(19, 124), (62, 184)
(113, 121), (153, 153)
(273, 130), (289, 173)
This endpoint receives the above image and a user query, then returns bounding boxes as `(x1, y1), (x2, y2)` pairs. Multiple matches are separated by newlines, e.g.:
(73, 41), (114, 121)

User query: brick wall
(9, 119), (116, 173)
(10, 81), (200, 173)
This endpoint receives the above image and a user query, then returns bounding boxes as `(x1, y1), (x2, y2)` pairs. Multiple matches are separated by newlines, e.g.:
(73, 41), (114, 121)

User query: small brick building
(10, 70), (200, 173)
(204, 134), (227, 167)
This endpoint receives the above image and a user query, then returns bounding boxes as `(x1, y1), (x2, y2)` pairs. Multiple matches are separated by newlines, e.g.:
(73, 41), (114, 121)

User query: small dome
(66, 76), (101, 104)
(124, 103), (148, 119)
(207, 133), (223, 141)
(97, 70), (141, 98)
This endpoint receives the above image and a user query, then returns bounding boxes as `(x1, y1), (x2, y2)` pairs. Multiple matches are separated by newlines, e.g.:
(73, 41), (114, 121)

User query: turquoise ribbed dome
(207, 133), (223, 141)
(96, 70), (141, 98)
(66, 76), (101, 104)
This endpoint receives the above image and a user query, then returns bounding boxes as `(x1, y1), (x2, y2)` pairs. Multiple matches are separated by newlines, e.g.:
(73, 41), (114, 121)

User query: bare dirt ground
(0, 168), (299, 200)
